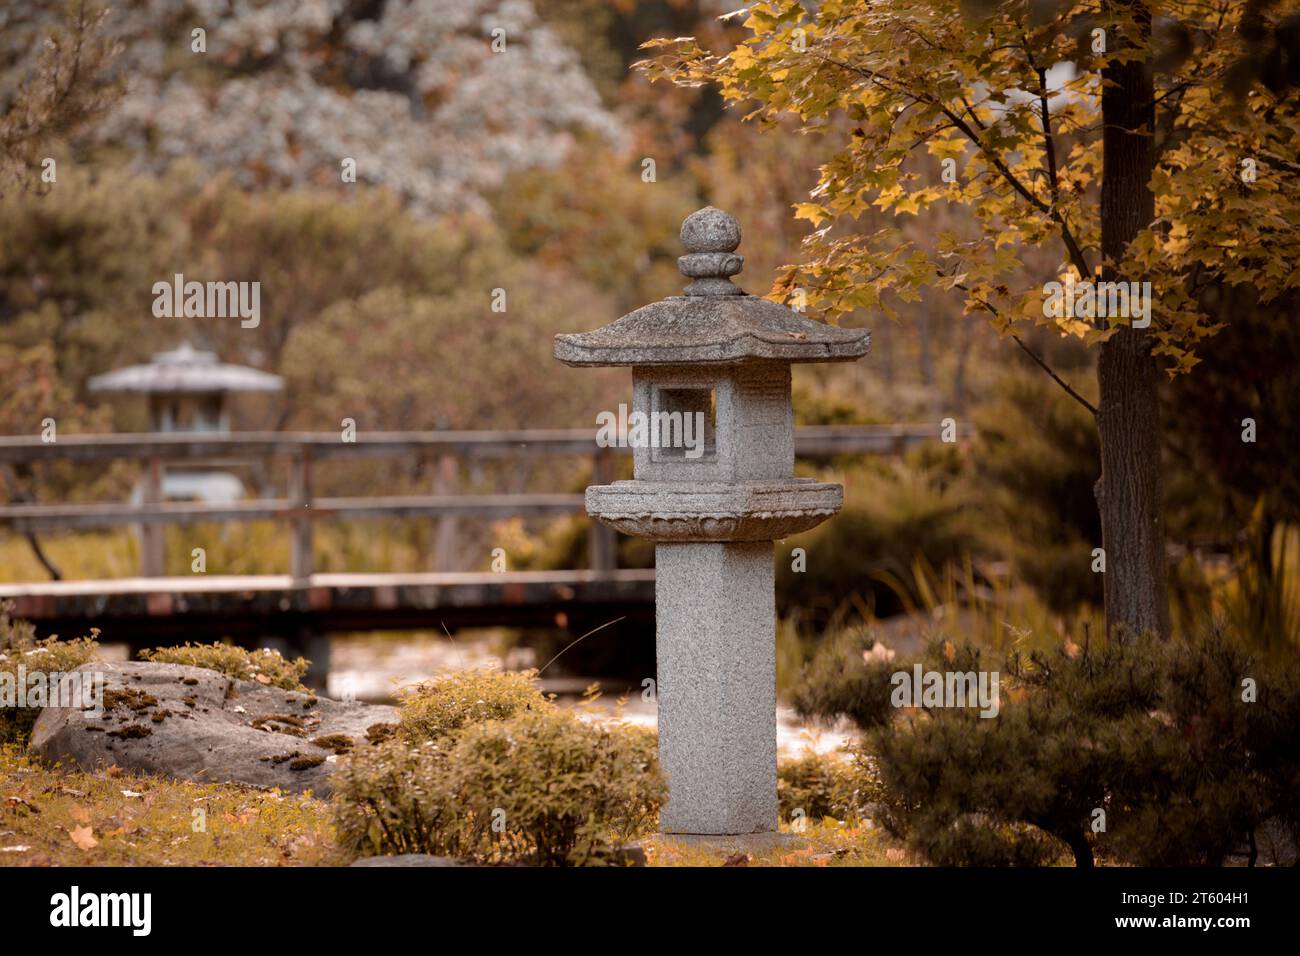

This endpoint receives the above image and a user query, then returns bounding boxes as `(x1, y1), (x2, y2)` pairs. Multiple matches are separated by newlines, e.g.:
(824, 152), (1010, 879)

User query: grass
(1, 742), (906, 867)
(643, 820), (909, 867)
(0, 745), (339, 867)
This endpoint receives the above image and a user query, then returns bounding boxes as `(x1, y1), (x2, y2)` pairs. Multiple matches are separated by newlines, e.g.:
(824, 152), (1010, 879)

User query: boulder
(29, 661), (397, 796)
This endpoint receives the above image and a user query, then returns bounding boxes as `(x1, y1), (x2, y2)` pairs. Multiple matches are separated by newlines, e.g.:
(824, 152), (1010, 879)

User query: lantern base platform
(586, 478), (841, 542)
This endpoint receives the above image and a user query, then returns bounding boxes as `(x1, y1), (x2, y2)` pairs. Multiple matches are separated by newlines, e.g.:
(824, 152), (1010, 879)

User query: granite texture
(630, 362), (795, 483)
(586, 479), (842, 542)
(553, 206), (869, 367)
(555, 208), (869, 837)
(655, 541), (777, 835)
(554, 294), (870, 367)
(29, 661), (396, 796)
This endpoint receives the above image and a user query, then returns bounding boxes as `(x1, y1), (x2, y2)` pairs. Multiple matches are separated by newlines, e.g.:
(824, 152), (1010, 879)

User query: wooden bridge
(0, 425), (946, 682)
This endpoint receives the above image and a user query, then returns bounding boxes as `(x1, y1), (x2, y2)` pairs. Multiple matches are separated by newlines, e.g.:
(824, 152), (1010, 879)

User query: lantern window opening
(650, 386), (717, 463)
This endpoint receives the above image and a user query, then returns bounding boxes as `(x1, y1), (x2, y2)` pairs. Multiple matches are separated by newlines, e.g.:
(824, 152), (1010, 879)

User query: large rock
(29, 661), (397, 796)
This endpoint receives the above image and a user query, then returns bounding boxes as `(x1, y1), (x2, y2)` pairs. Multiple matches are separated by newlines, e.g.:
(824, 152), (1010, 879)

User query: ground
(0, 745), (906, 867)
(0, 746), (340, 866)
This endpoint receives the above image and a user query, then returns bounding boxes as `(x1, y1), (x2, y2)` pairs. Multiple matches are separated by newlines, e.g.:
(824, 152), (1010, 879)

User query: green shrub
(777, 750), (864, 824)
(776, 457), (983, 626)
(794, 624), (1300, 866)
(0, 602), (99, 745)
(396, 667), (550, 742)
(334, 709), (666, 866)
(139, 642), (308, 691)
(332, 738), (461, 858)
(449, 711), (665, 865)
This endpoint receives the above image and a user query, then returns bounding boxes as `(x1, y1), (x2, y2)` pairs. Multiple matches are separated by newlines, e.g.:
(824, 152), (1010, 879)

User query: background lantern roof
(554, 207), (871, 368)
(87, 343), (283, 395)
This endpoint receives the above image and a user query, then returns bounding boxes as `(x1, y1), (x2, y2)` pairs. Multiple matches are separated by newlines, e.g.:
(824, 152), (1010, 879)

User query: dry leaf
(3, 795), (38, 815)
(69, 805), (91, 825)
(105, 766), (123, 779)
(70, 826), (98, 850)
(254, 674), (272, 685)
(942, 639), (956, 663)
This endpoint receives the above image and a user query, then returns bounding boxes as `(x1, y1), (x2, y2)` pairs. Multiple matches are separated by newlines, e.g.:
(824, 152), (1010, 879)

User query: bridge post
(289, 449), (313, 581)
(432, 452), (459, 571)
(588, 446), (617, 575)
(138, 456), (165, 576)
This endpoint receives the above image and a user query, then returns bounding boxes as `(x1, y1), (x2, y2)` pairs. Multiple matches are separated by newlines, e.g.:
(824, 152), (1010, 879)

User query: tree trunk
(1065, 829), (1095, 868)
(1096, 0), (1170, 639)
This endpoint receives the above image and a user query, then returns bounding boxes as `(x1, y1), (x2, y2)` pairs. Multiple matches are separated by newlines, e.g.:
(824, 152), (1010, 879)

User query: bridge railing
(0, 425), (943, 580)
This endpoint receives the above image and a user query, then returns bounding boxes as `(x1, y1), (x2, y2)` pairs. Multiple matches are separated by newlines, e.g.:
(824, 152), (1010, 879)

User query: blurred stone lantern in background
(556, 208), (869, 837)
(88, 343), (283, 575)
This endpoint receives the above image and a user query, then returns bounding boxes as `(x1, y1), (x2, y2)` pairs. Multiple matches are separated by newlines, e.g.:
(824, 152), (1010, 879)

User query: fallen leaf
(105, 766), (123, 779)
(254, 674), (272, 685)
(3, 795), (38, 815)
(70, 826), (98, 850)
(69, 805), (91, 825)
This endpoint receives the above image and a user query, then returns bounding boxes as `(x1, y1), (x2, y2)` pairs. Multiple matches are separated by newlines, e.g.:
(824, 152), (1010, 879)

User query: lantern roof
(554, 207), (870, 368)
(87, 343), (283, 395)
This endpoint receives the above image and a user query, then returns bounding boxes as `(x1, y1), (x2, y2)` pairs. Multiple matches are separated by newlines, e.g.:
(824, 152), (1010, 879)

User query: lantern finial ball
(680, 206), (741, 253)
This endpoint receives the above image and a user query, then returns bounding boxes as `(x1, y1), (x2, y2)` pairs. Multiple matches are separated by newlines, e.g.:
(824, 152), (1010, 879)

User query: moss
(251, 714), (308, 738)
(364, 722), (397, 745)
(310, 734), (354, 754)
(107, 724), (152, 740)
(289, 754), (326, 771)
(139, 642), (309, 692)
(102, 688), (158, 714)
(396, 667), (549, 743)
(0, 603), (100, 746)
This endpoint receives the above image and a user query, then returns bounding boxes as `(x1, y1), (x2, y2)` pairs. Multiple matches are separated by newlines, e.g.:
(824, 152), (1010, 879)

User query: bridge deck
(0, 570), (657, 645)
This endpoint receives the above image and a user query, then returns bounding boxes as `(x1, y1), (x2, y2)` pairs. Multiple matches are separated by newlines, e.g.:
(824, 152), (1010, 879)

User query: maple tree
(639, 0), (1300, 638)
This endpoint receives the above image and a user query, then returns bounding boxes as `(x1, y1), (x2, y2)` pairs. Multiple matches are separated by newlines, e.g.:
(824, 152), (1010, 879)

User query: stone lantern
(555, 207), (869, 836)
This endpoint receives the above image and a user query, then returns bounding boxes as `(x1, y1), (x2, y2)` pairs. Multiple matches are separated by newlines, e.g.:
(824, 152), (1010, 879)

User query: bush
(332, 738), (460, 858)
(334, 708), (666, 866)
(139, 642), (308, 691)
(776, 456), (983, 626)
(396, 667), (550, 742)
(794, 624), (1300, 866)
(776, 750), (864, 825)
(449, 711), (665, 865)
(0, 603), (99, 745)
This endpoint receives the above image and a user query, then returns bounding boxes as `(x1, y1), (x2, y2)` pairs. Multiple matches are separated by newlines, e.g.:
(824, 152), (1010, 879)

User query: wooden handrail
(0, 424), (952, 464)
